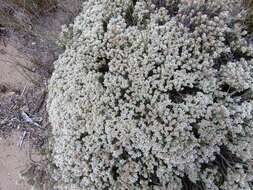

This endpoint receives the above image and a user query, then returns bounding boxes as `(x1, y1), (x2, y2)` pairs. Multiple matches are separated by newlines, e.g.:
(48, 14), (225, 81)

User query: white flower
(48, 0), (253, 189)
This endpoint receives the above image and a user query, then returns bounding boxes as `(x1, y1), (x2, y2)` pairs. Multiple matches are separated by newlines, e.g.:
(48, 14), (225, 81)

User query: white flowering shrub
(47, 0), (253, 189)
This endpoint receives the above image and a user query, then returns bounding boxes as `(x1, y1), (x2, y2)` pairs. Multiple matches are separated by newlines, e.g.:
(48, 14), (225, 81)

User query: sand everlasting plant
(48, 0), (253, 189)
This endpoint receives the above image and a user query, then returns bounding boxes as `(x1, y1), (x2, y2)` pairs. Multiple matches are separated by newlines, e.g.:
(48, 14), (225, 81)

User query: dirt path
(0, 43), (37, 190)
(0, 43), (35, 90)
(0, 132), (33, 190)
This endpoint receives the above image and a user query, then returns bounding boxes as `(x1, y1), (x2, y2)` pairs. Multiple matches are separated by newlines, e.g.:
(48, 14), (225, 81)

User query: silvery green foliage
(48, 0), (253, 189)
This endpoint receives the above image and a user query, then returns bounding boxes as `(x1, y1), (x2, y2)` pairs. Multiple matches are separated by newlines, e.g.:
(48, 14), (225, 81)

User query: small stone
(0, 84), (7, 93)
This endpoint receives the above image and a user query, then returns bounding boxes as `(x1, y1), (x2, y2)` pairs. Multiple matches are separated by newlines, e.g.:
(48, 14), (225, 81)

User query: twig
(21, 111), (41, 127)
(219, 153), (236, 172)
(18, 131), (27, 148)
(33, 90), (46, 113)
(21, 84), (27, 97)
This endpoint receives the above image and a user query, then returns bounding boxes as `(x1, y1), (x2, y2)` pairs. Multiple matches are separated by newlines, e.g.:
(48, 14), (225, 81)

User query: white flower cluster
(47, 0), (253, 189)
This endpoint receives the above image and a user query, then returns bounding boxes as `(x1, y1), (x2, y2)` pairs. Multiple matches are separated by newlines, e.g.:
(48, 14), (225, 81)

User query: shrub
(48, 0), (253, 189)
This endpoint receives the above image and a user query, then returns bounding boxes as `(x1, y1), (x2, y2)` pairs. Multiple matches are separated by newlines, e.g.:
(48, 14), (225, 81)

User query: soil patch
(0, 43), (36, 91)
(0, 132), (40, 190)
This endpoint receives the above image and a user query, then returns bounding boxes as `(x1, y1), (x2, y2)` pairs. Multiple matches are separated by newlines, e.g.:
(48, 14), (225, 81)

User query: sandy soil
(0, 44), (37, 190)
(0, 132), (33, 190)
(0, 43), (35, 90)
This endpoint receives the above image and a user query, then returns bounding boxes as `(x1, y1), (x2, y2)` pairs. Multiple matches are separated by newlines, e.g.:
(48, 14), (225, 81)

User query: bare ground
(0, 132), (39, 190)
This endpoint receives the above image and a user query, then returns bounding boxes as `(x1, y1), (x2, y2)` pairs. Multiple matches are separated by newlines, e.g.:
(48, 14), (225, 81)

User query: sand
(0, 132), (32, 190)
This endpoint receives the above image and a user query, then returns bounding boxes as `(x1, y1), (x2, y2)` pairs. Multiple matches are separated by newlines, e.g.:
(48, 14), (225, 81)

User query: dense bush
(48, 0), (253, 189)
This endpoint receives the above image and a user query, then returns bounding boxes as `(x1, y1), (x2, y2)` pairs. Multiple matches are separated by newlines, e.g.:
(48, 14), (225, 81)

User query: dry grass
(6, 0), (57, 16)
(245, 0), (253, 35)
(0, 0), (58, 33)
(0, 1), (83, 190)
